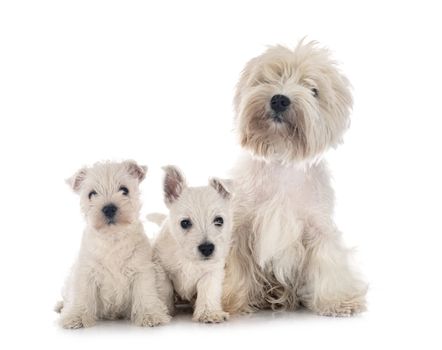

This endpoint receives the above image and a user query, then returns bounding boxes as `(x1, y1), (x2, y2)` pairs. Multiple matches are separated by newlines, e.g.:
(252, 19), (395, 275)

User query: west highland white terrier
(56, 160), (170, 328)
(153, 166), (232, 323)
(222, 40), (367, 316)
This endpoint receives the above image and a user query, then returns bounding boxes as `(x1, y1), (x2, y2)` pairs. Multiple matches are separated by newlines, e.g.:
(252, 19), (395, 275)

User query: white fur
(223, 41), (367, 316)
(153, 166), (232, 323)
(56, 161), (170, 328)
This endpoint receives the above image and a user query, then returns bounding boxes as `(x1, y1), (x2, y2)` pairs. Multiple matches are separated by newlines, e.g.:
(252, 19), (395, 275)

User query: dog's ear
(124, 160), (148, 182)
(163, 165), (186, 206)
(66, 168), (87, 193)
(209, 178), (232, 200)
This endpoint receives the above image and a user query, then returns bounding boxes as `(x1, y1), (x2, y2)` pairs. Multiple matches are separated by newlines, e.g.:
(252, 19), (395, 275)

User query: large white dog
(222, 41), (367, 316)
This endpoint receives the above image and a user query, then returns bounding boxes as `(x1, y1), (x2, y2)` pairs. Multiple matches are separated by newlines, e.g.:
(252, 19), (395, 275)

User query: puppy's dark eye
(214, 216), (224, 227)
(88, 190), (97, 200)
(119, 186), (129, 196)
(180, 219), (192, 230)
(312, 88), (319, 97)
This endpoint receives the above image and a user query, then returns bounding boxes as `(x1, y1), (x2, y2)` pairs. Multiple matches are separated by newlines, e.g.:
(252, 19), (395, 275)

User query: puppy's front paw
(60, 313), (96, 329)
(317, 297), (366, 317)
(133, 311), (171, 327)
(193, 310), (230, 323)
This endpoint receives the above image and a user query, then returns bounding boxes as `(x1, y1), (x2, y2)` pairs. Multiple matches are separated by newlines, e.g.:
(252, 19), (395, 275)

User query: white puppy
(222, 41), (367, 316)
(153, 166), (232, 323)
(56, 160), (170, 328)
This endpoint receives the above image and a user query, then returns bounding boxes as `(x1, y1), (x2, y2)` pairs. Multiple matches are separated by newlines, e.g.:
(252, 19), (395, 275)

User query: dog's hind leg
(59, 270), (98, 329)
(299, 220), (367, 316)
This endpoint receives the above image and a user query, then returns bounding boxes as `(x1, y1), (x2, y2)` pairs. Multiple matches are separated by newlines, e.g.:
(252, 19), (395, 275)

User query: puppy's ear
(163, 165), (186, 206)
(66, 168), (87, 193)
(124, 160), (148, 182)
(209, 178), (232, 200)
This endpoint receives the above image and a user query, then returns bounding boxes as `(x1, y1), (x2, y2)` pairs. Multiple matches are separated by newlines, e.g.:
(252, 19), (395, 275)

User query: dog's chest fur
(169, 259), (206, 301)
(155, 230), (220, 302)
(82, 224), (148, 316)
(233, 155), (333, 283)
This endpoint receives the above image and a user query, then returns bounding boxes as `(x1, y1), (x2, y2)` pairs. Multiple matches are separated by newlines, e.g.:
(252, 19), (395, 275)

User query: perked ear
(163, 165), (186, 206)
(124, 160), (148, 182)
(209, 177), (232, 200)
(66, 168), (87, 193)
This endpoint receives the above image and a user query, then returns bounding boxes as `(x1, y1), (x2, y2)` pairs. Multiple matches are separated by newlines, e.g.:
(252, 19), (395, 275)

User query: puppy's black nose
(270, 94), (291, 113)
(198, 242), (215, 257)
(102, 204), (118, 219)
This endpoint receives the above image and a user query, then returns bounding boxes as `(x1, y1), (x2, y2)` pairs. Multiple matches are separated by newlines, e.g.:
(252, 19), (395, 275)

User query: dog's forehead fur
(239, 43), (340, 88)
(169, 185), (230, 222)
(82, 162), (139, 195)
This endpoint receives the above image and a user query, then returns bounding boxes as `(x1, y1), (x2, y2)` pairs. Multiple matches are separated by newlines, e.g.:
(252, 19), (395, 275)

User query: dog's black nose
(102, 204), (118, 219)
(270, 94), (291, 113)
(198, 242), (215, 257)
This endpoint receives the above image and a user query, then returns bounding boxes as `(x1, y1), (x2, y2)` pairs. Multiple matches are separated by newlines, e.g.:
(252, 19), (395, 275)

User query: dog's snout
(270, 94), (291, 113)
(102, 203), (118, 219)
(198, 242), (215, 257)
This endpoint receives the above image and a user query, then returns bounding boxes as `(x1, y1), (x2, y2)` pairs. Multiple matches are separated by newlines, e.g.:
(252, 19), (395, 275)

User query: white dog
(56, 160), (170, 328)
(153, 166), (232, 323)
(222, 40), (367, 316)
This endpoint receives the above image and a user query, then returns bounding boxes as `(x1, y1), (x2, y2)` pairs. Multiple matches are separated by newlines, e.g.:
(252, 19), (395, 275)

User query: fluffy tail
(146, 212), (167, 226)
(54, 300), (64, 313)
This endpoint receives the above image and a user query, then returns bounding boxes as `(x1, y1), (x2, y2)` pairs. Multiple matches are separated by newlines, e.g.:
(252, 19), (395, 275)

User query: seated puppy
(56, 160), (170, 328)
(153, 166), (232, 323)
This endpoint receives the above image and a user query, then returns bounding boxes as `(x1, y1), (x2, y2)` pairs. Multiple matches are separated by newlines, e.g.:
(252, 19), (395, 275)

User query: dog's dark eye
(180, 219), (192, 230)
(312, 88), (319, 97)
(214, 216), (224, 227)
(88, 190), (97, 200)
(119, 186), (129, 195)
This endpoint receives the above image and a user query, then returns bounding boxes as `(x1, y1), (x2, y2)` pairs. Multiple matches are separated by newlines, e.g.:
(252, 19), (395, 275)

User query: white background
(1, 0), (441, 349)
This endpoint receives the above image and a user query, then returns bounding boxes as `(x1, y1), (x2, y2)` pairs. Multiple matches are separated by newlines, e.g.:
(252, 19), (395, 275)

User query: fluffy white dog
(56, 160), (170, 328)
(153, 166), (232, 323)
(222, 40), (367, 316)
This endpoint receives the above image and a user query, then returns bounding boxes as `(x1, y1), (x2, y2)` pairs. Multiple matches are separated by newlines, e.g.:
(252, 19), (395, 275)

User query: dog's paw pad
(193, 310), (230, 323)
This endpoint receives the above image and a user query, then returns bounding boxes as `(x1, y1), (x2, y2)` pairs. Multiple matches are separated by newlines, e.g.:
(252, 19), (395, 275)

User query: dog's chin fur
(90, 221), (135, 238)
(91, 218), (135, 234)
(223, 41), (367, 316)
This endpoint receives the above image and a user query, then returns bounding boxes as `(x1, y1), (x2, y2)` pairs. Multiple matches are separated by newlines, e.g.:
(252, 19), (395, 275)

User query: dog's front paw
(60, 313), (96, 329)
(317, 297), (366, 317)
(133, 311), (171, 327)
(193, 310), (230, 323)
